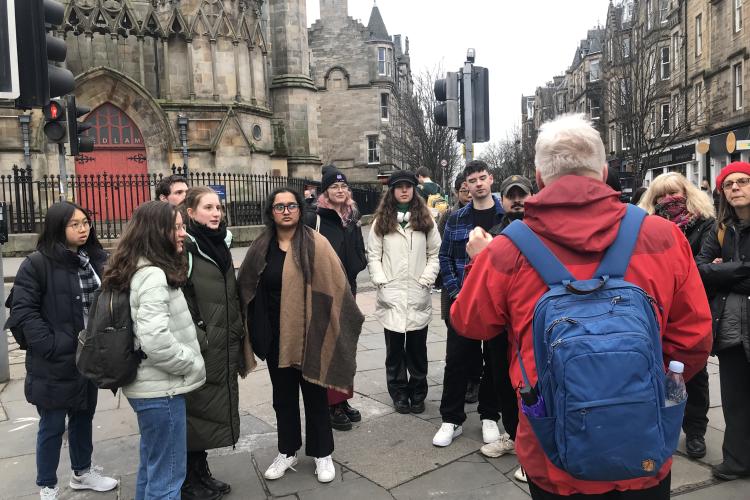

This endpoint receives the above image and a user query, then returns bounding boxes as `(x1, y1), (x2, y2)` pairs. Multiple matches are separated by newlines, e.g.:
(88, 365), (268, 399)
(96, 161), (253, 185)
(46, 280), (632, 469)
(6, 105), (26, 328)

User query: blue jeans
(128, 396), (186, 500)
(35, 406), (95, 487)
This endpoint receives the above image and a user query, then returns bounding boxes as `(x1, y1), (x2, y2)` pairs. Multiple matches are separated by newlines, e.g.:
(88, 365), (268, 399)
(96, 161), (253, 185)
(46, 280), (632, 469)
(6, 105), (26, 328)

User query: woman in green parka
(181, 186), (244, 500)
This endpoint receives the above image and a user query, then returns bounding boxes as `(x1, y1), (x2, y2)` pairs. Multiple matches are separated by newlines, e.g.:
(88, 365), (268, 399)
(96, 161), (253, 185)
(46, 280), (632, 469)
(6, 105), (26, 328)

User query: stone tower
(268, 0), (320, 179)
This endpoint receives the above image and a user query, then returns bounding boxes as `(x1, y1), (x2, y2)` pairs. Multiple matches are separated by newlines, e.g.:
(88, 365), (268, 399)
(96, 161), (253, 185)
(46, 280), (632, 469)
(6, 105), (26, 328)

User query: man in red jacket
(451, 114), (712, 499)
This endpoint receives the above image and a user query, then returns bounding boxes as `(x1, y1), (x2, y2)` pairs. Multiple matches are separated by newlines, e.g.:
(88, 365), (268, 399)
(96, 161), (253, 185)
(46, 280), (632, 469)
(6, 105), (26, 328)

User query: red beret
(716, 161), (750, 190)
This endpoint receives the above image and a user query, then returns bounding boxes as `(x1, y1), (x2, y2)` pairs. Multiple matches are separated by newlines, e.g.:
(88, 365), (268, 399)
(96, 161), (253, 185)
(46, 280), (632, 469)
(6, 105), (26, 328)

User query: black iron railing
(1, 165), (381, 239)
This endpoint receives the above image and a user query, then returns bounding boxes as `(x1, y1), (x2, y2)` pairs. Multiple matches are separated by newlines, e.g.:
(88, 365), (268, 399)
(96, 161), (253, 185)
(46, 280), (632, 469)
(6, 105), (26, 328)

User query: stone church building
(0, 0), (410, 184)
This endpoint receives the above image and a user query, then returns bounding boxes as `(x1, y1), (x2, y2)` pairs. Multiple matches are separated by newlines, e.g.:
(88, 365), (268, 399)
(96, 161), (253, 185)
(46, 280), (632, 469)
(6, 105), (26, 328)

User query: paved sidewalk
(1, 291), (748, 499)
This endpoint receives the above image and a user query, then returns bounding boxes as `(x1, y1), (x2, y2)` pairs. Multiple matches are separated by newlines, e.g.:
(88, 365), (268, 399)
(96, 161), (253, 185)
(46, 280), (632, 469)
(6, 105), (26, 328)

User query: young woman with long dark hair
(237, 188), (363, 484)
(104, 201), (206, 500)
(179, 186), (242, 499)
(696, 162), (750, 481)
(6, 202), (116, 500)
(367, 170), (441, 414)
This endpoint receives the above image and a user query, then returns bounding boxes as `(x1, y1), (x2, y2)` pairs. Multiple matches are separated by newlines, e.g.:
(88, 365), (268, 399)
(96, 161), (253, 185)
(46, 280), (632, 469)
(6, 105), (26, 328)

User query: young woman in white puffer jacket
(367, 170), (441, 416)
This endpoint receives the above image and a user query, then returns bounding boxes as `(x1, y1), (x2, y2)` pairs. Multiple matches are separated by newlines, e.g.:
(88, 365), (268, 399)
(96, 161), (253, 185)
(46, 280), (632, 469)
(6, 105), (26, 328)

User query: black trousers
(717, 345), (750, 471)
(529, 472), (670, 500)
(267, 359), (334, 458)
(484, 334), (519, 440)
(439, 318), (500, 425)
(384, 327), (428, 404)
(682, 363), (709, 437)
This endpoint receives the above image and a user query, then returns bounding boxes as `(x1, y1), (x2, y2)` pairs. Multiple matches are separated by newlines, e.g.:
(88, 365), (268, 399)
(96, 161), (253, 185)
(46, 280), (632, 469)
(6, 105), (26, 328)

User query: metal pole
(0, 243), (7, 383)
(462, 53), (474, 161)
(58, 143), (67, 200)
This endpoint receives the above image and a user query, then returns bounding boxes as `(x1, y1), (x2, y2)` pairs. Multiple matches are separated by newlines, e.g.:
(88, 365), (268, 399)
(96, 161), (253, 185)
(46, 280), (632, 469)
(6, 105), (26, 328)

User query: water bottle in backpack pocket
(504, 205), (686, 481)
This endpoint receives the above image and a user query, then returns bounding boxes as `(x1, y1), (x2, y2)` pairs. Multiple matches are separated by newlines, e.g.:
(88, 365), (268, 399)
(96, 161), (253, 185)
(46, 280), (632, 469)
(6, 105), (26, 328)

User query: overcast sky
(305, 0), (612, 148)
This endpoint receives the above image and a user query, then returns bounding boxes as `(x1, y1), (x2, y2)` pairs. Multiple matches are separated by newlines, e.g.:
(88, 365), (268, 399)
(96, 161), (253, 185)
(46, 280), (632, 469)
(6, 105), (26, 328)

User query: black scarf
(187, 219), (232, 273)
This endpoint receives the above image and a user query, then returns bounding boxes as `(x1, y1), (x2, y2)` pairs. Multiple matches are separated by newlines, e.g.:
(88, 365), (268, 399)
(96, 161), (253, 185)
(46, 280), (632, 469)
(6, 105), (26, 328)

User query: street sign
(0, 0), (20, 100)
(736, 140), (750, 151)
(208, 184), (227, 202)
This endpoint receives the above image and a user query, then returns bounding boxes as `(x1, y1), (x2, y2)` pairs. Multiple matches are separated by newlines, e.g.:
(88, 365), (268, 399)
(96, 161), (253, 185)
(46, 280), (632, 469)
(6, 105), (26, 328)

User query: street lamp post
(177, 115), (189, 178)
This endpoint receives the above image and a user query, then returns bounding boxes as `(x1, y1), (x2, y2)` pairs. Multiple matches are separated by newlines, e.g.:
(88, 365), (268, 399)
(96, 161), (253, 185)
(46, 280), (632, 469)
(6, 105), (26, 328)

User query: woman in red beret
(696, 161), (750, 481)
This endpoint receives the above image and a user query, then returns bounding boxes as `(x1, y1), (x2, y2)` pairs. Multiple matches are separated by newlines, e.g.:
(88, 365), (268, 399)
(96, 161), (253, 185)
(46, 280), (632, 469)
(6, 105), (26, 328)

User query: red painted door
(75, 103), (149, 227)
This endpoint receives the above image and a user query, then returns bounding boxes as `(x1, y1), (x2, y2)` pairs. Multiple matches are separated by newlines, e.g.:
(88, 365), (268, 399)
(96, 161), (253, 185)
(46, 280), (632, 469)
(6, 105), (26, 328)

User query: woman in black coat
(639, 172), (715, 461)
(696, 162), (750, 481)
(6, 202), (116, 499)
(305, 168), (366, 431)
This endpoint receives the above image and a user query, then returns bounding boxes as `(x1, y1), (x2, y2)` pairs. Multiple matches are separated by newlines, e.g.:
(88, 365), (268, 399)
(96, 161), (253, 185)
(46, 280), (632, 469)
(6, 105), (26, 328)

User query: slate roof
(367, 5), (390, 42)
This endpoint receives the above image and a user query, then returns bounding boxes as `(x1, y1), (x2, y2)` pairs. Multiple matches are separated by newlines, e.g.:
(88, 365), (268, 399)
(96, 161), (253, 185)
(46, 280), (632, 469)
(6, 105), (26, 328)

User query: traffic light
(42, 99), (66, 143)
(66, 95), (94, 156)
(472, 66), (490, 143)
(14, 0), (75, 109)
(434, 72), (460, 129)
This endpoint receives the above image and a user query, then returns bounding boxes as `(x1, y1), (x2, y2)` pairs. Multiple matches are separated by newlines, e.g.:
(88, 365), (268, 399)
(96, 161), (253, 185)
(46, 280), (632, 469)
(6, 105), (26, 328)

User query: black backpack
(4, 252), (46, 350)
(76, 287), (144, 390)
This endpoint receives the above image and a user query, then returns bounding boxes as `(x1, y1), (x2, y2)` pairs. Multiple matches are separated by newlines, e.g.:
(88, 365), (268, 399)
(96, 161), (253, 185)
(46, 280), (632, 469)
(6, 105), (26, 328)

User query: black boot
(340, 401), (361, 422)
(196, 454), (231, 494)
(181, 459), (223, 500)
(329, 403), (353, 431)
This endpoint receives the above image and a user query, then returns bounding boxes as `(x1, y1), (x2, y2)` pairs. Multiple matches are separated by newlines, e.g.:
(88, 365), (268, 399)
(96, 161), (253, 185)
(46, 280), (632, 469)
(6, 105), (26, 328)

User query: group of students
(9, 118), (750, 500)
(8, 173), (365, 500)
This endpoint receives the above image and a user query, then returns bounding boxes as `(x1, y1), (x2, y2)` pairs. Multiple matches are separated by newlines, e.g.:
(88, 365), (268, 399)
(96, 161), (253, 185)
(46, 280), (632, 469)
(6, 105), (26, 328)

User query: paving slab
(332, 412), (481, 489)
(91, 407), (140, 443)
(205, 451), (267, 499)
(708, 371), (721, 408)
(0, 379), (25, 403)
(391, 460), (528, 500)
(298, 476), (393, 500)
(353, 367), (390, 396)
(706, 406), (725, 432)
(670, 454), (713, 492)
(674, 477), (750, 499)
(354, 348), (387, 372)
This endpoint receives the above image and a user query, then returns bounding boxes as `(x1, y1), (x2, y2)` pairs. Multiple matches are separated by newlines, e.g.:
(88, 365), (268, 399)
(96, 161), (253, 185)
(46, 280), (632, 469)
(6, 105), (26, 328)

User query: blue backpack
(502, 205), (685, 481)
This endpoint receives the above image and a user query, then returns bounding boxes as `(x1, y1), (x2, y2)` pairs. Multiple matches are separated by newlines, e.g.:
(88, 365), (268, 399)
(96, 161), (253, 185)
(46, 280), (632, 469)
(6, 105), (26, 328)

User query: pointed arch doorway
(75, 103), (150, 224)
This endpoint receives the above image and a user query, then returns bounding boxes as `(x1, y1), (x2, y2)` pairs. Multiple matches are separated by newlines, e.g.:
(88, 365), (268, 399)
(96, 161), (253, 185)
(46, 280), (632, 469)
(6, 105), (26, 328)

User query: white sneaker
(264, 453), (298, 480)
(480, 433), (516, 458)
(432, 423), (463, 447)
(314, 455), (336, 483)
(69, 466), (118, 491)
(39, 486), (58, 500)
(481, 419), (501, 444)
(514, 466), (527, 483)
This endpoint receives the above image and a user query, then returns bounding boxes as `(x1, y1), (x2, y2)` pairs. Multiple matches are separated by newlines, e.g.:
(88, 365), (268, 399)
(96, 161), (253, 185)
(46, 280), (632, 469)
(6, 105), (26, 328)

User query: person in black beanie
(305, 166), (367, 432)
(180, 186), (244, 499)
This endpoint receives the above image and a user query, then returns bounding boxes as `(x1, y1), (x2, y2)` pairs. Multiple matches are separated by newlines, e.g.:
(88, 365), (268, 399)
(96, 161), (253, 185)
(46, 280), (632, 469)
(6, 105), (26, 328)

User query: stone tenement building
(0, 0), (409, 184)
(309, 0), (411, 182)
(524, 0), (750, 191)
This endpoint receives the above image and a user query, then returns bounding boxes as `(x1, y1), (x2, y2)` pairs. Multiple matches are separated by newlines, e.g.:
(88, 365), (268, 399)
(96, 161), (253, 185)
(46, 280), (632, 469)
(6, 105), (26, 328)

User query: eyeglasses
(66, 220), (91, 230)
(272, 203), (300, 214)
(327, 183), (349, 191)
(722, 177), (750, 190)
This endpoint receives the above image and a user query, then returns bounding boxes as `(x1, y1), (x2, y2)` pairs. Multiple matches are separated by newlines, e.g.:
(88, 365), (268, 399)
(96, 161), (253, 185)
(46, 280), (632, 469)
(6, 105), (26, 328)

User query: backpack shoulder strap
(315, 214), (321, 232)
(718, 224), (726, 248)
(594, 205), (647, 279)
(502, 220), (574, 286)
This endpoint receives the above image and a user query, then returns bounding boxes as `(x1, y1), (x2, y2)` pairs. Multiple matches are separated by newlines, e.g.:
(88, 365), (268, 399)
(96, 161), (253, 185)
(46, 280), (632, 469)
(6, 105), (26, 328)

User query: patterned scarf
(654, 195), (697, 232)
(77, 250), (100, 319)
